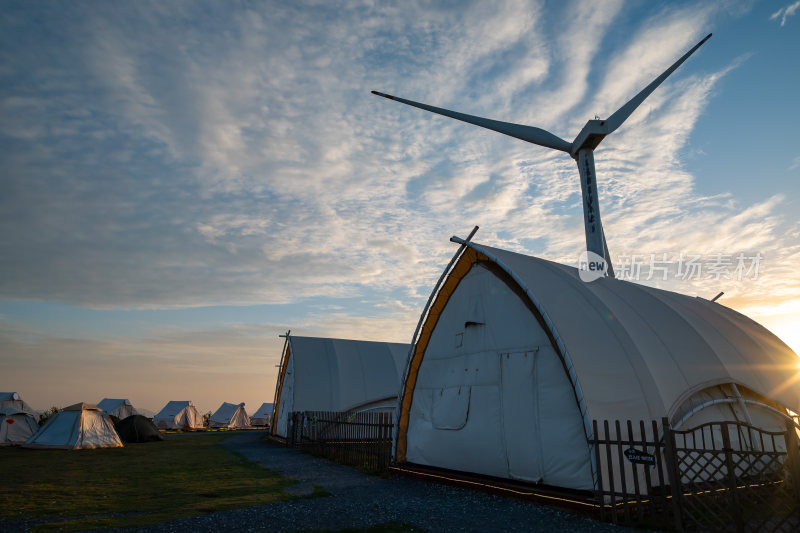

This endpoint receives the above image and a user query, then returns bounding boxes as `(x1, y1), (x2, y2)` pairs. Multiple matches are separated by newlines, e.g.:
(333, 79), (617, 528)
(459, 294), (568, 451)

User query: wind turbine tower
(373, 33), (712, 278)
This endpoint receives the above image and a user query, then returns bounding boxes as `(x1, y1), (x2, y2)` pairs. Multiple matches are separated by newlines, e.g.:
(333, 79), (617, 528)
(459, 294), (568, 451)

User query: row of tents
(1, 392), (274, 448)
(268, 238), (800, 492)
(1, 397), (161, 449)
(98, 398), (272, 430)
(152, 401), (273, 429)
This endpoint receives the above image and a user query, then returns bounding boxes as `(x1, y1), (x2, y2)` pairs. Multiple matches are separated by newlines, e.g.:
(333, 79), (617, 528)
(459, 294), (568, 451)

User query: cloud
(2, 0), (799, 415)
(589, 4), (715, 124)
(0, 0), (796, 332)
(770, 1), (800, 26)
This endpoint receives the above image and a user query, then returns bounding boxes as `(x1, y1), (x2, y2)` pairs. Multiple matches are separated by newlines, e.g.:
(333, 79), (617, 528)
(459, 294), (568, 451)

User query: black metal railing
(590, 417), (800, 532)
(286, 410), (393, 473)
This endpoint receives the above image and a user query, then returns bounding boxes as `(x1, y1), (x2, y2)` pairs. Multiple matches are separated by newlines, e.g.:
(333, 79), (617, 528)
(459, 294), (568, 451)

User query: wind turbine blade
(372, 91), (572, 153)
(604, 33), (711, 133)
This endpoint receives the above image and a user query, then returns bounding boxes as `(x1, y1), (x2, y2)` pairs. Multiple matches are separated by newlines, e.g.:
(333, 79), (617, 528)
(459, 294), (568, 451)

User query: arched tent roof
(272, 336), (410, 437)
(396, 241), (800, 462)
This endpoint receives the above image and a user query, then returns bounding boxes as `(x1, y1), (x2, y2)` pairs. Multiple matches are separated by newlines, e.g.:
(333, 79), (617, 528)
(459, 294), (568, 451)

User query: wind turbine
(373, 33), (712, 278)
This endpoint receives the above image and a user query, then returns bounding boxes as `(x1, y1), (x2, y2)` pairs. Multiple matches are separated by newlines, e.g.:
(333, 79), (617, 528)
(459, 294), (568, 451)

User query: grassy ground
(0, 432), (298, 531)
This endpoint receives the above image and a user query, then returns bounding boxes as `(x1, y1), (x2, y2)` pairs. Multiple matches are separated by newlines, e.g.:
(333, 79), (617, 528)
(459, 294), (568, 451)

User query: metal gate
(591, 418), (800, 532)
(670, 420), (800, 532)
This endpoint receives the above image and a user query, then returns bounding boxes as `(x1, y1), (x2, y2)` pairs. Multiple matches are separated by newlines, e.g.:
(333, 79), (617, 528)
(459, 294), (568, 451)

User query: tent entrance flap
(501, 350), (543, 483)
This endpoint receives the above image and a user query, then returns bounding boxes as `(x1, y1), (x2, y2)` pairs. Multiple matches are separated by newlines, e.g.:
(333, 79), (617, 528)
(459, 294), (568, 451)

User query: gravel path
(2, 432), (641, 532)
(120, 432), (638, 532)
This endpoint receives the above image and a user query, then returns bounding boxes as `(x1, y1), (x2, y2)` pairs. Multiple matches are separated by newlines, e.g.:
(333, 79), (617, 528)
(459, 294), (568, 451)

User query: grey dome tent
(114, 415), (163, 443)
(97, 398), (137, 419)
(24, 403), (123, 450)
(0, 392), (37, 418)
(1, 407), (39, 445)
(395, 240), (800, 491)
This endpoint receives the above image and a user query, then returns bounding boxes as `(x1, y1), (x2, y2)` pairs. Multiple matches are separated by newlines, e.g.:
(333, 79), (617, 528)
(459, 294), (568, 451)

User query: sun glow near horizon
(758, 314), (800, 359)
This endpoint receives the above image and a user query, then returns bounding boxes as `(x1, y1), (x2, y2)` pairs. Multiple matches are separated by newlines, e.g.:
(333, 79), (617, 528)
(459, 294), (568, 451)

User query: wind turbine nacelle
(571, 120), (610, 156)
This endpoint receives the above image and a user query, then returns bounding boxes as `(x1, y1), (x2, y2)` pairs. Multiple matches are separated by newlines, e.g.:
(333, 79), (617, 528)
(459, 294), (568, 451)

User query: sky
(1, 0), (799, 414)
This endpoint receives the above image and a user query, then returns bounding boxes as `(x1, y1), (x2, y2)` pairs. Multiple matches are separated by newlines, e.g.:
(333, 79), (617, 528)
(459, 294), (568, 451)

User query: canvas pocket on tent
(431, 386), (471, 430)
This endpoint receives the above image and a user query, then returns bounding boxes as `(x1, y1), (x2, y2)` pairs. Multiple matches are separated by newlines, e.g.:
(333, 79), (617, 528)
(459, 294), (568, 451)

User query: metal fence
(287, 410), (393, 473)
(590, 417), (800, 532)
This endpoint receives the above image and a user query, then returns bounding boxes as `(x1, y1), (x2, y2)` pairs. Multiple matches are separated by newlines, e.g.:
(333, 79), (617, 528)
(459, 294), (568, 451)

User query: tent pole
(394, 225), (478, 460)
(271, 330), (291, 429)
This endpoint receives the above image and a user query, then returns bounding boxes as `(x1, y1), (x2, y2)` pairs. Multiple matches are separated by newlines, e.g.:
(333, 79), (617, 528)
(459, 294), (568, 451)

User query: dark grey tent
(114, 415), (163, 443)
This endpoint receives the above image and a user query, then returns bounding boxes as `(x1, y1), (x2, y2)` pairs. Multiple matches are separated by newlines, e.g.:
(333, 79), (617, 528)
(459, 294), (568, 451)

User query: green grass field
(0, 432), (300, 531)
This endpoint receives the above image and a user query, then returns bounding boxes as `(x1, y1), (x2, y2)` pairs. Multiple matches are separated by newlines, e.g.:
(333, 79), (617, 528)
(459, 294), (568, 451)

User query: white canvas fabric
(470, 243), (800, 422)
(273, 336), (410, 438)
(250, 403), (273, 426)
(400, 242), (800, 491)
(24, 403), (123, 449)
(0, 407), (39, 445)
(209, 402), (249, 428)
(96, 398), (137, 419)
(153, 401), (203, 429)
(0, 392), (38, 418)
(405, 260), (592, 488)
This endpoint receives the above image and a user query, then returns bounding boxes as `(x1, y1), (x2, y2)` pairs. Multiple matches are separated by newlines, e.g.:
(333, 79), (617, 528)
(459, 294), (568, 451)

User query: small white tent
(0, 407), (39, 445)
(395, 241), (800, 491)
(24, 403), (123, 449)
(272, 335), (410, 438)
(209, 402), (249, 428)
(153, 401), (203, 429)
(251, 403), (273, 426)
(96, 398), (137, 419)
(0, 392), (38, 418)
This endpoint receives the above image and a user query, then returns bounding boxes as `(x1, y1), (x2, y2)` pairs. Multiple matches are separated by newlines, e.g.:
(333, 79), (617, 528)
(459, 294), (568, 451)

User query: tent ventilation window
(465, 296), (485, 329)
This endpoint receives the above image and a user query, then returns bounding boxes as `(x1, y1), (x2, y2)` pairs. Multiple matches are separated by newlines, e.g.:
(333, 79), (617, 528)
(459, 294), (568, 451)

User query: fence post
(784, 419), (800, 503)
(592, 420), (605, 521)
(603, 420), (617, 524)
(721, 423), (744, 533)
(615, 420), (631, 523)
(661, 417), (683, 532)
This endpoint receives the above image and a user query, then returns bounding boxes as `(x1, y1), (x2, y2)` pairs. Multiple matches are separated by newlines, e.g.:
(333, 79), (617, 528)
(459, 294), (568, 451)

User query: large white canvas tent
(272, 336), (410, 438)
(0, 392), (37, 418)
(153, 401), (203, 430)
(251, 403), (273, 426)
(24, 403), (123, 449)
(209, 402), (249, 428)
(0, 407), (39, 445)
(395, 241), (800, 491)
(96, 398), (137, 420)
